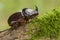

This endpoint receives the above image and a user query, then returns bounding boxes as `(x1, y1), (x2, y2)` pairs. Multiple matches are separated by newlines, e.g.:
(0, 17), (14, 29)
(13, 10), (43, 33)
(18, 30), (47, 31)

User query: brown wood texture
(0, 25), (29, 40)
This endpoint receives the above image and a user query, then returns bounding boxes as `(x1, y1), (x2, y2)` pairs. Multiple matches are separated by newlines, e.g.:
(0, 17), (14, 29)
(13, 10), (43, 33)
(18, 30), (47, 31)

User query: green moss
(27, 9), (60, 40)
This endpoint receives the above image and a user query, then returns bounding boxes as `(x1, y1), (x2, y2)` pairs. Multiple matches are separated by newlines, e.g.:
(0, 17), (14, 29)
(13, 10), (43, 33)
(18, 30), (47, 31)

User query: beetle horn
(35, 6), (38, 11)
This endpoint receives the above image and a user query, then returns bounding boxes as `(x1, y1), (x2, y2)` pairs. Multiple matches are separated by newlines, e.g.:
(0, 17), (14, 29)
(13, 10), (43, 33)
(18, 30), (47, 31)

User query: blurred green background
(0, 0), (60, 31)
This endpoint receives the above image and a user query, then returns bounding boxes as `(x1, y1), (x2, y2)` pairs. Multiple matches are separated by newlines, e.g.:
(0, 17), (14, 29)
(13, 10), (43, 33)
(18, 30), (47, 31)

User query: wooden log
(0, 25), (26, 40)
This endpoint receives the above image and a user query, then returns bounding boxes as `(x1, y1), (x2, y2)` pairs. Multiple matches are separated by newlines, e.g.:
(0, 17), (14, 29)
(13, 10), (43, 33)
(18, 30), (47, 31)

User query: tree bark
(0, 26), (26, 40)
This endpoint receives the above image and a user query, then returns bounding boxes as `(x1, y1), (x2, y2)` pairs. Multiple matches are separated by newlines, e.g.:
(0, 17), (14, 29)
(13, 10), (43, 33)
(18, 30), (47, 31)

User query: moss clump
(26, 9), (60, 40)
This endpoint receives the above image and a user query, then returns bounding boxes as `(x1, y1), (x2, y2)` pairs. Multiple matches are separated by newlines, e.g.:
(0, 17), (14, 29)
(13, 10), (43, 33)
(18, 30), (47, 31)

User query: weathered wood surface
(0, 26), (29, 40)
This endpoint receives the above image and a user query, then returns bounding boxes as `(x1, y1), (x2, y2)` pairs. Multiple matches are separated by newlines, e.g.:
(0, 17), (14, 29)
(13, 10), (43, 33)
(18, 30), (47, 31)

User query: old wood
(0, 25), (28, 40)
